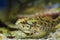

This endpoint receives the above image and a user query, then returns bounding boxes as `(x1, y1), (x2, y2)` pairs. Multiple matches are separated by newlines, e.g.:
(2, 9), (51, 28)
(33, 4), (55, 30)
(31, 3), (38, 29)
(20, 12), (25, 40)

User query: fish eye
(0, 31), (3, 33)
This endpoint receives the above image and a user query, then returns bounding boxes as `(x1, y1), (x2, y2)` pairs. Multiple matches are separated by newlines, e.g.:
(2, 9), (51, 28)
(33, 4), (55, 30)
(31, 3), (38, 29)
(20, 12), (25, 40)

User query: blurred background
(0, 0), (60, 25)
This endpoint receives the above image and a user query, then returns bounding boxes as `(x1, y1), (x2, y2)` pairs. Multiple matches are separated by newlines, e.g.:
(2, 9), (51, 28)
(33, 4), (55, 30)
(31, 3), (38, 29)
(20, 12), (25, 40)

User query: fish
(15, 10), (60, 38)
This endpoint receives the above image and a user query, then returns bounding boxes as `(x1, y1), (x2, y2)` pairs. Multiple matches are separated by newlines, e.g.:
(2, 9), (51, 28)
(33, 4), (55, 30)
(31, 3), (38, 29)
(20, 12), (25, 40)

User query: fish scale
(15, 13), (60, 34)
